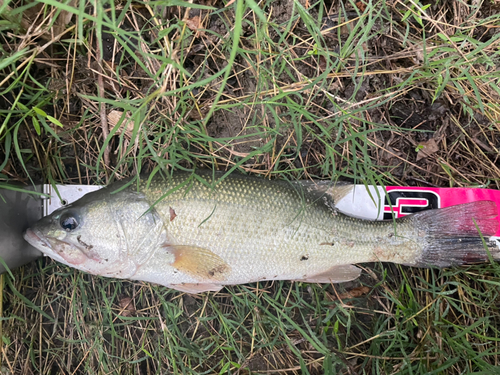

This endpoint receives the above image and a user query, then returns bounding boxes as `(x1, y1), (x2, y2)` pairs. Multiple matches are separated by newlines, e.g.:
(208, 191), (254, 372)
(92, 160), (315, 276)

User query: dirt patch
(2, 1), (499, 185)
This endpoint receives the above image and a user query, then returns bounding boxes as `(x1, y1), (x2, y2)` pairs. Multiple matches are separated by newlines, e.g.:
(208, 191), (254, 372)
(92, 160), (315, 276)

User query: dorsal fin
(290, 180), (353, 206)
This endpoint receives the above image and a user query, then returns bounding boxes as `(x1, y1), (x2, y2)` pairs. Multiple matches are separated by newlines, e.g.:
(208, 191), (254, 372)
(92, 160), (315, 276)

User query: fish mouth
(24, 228), (53, 251)
(24, 228), (89, 266)
(23, 229), (69, 263)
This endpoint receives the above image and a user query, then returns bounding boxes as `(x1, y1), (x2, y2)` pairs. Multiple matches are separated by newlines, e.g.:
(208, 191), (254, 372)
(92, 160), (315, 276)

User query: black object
(0, 185), (43, 273)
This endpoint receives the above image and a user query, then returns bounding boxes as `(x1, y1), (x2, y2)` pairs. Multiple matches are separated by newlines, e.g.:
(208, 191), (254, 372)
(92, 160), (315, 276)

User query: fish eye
(60, 212), (79, 231)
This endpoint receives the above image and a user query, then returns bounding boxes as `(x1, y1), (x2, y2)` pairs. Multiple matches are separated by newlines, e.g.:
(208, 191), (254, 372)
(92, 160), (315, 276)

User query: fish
(24, 171), (500, 294)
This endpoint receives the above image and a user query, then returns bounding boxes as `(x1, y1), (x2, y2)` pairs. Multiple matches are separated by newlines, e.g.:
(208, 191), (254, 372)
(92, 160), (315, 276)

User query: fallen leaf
(107, 110), (134, 138)
(118, 296), (136, 317)
(1, 161), (12, 175)
(53, 0), (77, 35)
(185, 16), (201, 32)
(340, 24), (353, 35)
(356, 2), (367, 12)
(319, 55), (327, 70)
(327, 286), (370, 301)
(416, 138), (439, 161)
(21, 1), (76, 39)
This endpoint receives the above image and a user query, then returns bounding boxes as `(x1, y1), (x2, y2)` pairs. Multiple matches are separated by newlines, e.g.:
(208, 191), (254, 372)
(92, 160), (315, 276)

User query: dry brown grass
(1, 0), (500, 373)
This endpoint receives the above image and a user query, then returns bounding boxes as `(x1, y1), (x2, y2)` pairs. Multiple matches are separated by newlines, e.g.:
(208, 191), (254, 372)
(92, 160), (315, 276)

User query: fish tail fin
(411, 201), (500, 267)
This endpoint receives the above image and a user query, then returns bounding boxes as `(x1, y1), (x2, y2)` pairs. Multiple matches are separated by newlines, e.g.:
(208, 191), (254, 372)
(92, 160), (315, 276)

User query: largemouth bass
(24, 171), (500, 293)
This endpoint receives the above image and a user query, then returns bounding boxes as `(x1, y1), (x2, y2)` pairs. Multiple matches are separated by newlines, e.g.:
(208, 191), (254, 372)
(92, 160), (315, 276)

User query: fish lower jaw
(24, 228), (52, 250)
(24, 230), (70, 265)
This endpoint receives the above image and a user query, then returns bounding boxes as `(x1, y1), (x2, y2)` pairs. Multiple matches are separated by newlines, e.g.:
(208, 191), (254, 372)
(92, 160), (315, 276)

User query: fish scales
(140, 175), (414, 280)
(24, 172), (500, 293)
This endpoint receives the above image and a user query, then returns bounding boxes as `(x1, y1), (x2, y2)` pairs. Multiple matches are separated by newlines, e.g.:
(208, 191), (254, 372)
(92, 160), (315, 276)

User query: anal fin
(295, 265), (361, 283)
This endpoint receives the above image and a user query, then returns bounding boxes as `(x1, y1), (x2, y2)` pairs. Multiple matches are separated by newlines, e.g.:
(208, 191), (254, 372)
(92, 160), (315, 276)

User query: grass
(1, 0), (500, 373)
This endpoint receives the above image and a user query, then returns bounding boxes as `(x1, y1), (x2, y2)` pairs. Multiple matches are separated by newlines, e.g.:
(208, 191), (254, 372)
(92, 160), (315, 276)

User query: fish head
(24, 188), (166, 279)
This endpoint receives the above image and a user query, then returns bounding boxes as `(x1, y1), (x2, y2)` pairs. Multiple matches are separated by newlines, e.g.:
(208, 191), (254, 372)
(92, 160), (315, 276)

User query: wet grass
(1, 0), (500, 373)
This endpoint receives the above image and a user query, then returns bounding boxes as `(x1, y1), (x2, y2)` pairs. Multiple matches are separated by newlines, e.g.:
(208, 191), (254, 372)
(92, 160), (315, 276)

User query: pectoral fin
(169, 283), (223, 294)
(295, 265), (361, 283)
(165, 245), (231, 282)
